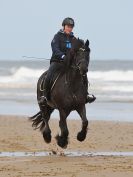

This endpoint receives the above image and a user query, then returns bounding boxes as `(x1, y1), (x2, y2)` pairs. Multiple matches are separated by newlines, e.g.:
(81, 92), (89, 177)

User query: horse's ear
(85, 39), (89, 47)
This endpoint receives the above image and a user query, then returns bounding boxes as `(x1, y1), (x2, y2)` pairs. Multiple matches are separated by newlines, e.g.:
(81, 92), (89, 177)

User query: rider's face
(64, 25), (73, 34)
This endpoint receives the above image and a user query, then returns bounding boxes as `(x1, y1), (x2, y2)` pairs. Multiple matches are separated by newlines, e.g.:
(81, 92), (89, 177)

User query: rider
(39, 17), (96, 104)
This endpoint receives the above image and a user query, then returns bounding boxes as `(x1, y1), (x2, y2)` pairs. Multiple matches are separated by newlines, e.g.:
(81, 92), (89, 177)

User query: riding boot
(82, 74), (96, 103)
(38, 92), (47, 105)
(38, 78), (50, 105)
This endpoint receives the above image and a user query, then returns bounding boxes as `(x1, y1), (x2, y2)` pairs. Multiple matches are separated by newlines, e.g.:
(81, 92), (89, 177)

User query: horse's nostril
(80, 69), (87, 75)
(83, 68), (88, 73)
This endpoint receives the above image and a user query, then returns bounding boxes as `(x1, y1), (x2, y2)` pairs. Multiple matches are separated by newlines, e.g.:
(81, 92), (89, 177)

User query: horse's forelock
(72, 38), (85, 51)
(79, 39), (84, 46)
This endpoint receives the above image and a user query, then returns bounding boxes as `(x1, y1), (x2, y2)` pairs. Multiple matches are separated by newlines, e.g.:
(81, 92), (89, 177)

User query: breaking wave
(88, 70), (133, 81)
(0, 67), (133, 93)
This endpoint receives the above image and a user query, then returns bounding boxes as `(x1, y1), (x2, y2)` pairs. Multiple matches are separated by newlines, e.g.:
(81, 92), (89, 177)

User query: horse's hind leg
(76, 105), (88, 141)
(56, 109), (70, 148)
(40, 105), (54, 143)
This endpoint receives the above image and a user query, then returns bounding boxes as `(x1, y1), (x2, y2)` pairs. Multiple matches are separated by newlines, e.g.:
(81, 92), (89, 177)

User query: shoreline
(0, 111), (133, 123)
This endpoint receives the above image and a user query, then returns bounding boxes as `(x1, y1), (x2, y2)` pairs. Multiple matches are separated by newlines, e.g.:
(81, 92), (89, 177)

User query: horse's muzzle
(79, 67), (88, 75)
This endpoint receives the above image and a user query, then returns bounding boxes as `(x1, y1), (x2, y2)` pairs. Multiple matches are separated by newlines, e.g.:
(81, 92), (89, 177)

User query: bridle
(71, 47), (86, 71)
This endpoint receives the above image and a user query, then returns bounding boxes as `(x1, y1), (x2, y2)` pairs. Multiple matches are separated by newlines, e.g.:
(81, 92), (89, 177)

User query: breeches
(44, 62), (65, 91)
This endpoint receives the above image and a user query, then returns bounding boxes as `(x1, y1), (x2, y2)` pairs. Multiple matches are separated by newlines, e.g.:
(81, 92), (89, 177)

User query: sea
(0, 59), (133, 122)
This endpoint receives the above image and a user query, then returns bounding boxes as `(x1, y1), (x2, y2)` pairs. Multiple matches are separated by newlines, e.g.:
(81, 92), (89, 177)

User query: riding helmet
(62, 17), (75, 27)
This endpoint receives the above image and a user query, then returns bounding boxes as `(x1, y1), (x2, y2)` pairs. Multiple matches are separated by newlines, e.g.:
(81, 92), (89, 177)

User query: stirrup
(86, 94), (96, 103)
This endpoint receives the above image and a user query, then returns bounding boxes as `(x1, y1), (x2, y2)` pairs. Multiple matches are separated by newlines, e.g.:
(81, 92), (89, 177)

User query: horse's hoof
(77, 131), (87, 142)
(55, 135), (68, 149)
(43, 132), (51, 143)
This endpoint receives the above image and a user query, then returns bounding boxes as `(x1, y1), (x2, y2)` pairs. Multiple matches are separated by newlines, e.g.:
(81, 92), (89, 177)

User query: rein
(70, 47), (86, 71)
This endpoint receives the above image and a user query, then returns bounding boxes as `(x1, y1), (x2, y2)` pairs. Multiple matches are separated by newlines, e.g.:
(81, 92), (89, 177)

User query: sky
(0, 0), (133, 60)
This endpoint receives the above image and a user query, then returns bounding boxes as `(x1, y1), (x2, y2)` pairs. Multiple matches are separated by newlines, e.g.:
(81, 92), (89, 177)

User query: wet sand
(0, 115), (133, 177)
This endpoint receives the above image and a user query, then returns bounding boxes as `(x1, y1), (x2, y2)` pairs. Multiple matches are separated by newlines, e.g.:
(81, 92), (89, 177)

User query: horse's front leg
(76, 105), (88, 141)
(56, 109), (70, 148)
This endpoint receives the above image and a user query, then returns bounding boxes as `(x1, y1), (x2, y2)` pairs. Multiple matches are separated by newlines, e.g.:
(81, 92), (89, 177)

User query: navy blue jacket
(50, 29), (74, 63)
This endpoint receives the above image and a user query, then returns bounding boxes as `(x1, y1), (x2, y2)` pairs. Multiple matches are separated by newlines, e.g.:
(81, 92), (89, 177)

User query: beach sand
(0, 115), (133, 177)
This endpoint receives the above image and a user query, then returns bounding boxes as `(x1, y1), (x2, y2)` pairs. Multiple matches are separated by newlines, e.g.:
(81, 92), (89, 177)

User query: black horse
(29, 38), (91, 148)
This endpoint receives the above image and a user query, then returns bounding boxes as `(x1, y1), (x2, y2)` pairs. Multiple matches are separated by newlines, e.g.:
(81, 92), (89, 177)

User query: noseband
(71, 47), (86, 71)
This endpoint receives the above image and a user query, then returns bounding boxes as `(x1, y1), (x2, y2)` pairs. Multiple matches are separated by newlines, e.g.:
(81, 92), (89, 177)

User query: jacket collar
(58, 29), (74, 37)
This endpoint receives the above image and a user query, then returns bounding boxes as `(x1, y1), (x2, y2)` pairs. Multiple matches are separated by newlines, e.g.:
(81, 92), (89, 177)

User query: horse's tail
(29, 106), (54, 132)
(28, 111), (45, 131)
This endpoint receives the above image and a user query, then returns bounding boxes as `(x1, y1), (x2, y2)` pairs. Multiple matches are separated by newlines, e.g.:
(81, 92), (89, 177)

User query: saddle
(39, 70), (61, 93)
